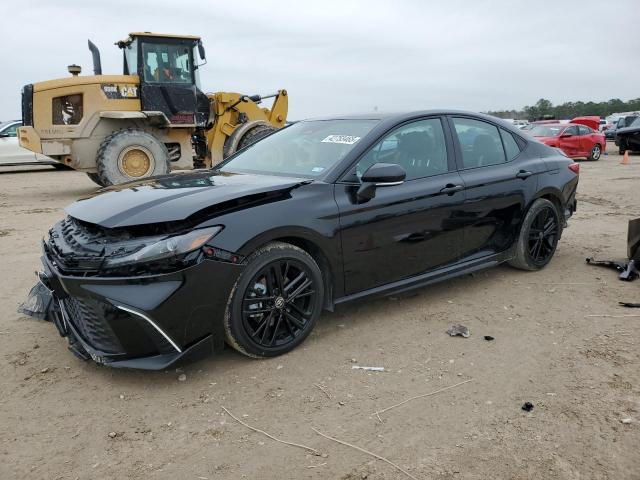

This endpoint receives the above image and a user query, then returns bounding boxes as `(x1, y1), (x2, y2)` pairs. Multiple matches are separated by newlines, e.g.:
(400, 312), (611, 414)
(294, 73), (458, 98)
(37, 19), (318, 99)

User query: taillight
(568, 163), (580, 174)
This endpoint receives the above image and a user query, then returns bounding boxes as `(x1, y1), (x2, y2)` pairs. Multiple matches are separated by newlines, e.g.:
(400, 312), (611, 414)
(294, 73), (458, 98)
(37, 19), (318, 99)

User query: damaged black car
(28, 111), (579, 369)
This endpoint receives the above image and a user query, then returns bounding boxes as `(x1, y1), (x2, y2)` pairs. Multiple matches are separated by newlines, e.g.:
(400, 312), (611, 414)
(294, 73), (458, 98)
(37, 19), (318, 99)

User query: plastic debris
(483, 335), (495, 341)
(177, 374), (187, 382)
(18, 281), (54, 321)
(522, 402), (534, 412)
(351, 366), (384, 372)
(447, 324), (470, 338)
(621, 418), (632, 424)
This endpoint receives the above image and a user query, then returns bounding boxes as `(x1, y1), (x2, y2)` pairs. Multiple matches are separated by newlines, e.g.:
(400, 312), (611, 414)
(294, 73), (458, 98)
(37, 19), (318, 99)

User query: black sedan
(36, 111), (579, 369)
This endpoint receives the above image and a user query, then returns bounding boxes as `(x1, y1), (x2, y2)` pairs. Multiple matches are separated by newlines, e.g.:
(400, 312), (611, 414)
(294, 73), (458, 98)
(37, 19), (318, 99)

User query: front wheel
(508, 198), (561, 271)
(96, 129), (170, 186)
(588, 143), (602, 161)
(224, 242), (324, 358)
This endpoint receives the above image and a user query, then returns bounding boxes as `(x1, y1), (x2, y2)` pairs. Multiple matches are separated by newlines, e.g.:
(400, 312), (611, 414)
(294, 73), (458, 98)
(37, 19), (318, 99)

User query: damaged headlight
(107, 226), (223, 267)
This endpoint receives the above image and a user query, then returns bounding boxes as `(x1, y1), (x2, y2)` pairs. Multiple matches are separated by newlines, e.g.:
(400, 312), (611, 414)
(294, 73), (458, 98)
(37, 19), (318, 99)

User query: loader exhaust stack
(88, 40), (102, 75)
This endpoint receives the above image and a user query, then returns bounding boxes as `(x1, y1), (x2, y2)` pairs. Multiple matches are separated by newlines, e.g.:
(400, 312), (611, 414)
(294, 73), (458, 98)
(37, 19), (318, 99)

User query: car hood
(66, 170), (311, 228)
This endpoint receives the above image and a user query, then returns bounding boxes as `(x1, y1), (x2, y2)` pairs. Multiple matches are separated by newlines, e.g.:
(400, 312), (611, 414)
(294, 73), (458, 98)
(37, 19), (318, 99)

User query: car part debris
(522, 402), (534, 412)
(586, 219), (640, 281)
(352, 366), (385, 372)
(483, 335), (495, 341)
(619, 302), (640, 308)
(447, 324), (470, 338)
(18, 280), (54, 321)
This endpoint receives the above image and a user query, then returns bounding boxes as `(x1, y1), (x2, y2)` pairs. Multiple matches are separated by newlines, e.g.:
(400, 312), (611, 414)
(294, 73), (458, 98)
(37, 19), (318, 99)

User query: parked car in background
(615, 116), (640, 154)
(528, 122), (605, 160)
(614, 115), (639, 152)
(33, 110), (579, 368)
(0, 120), (63, 167)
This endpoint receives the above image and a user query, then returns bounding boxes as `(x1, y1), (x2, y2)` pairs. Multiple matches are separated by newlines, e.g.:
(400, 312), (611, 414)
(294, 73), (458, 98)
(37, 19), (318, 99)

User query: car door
(334, 117), (467, 295)
(449, 116), (541, 259)
(557, 125), (580, 157)
(577, 125), (594, 155)
(0, 122), (36, 164)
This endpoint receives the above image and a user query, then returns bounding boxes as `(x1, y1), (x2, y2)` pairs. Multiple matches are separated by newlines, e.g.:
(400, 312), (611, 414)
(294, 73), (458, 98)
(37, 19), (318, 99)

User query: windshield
(529, 125), (564, 137)
(141, 42), (193, 84)
(218, 119), (379, 178)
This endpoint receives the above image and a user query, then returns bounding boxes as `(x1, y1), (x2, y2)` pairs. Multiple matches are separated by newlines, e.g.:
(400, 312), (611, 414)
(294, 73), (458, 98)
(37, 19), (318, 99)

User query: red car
(528, 122), (605, 160)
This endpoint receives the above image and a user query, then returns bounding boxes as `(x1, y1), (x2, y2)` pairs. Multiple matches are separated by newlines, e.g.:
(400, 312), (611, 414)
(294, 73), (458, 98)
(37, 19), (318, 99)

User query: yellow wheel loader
(18, 33), (288, 186)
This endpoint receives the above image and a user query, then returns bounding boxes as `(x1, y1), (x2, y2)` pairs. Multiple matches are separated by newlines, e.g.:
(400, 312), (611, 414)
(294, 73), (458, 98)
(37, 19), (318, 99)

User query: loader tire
(237, 124), (277, 151)
(96, 129), (170, 186)
(86, 172), (106, 187)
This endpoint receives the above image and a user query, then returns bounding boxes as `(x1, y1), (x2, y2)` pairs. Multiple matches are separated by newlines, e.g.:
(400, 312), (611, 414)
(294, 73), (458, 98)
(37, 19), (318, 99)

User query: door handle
(516, 170), (533, 179)
(440, 184), (464, 195)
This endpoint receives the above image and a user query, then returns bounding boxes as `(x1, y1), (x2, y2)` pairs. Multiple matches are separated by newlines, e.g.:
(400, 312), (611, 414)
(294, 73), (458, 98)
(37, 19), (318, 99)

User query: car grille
(61, 296), (124, 354)
(21, 84), (33, 127)
(60, 295), (176, 356)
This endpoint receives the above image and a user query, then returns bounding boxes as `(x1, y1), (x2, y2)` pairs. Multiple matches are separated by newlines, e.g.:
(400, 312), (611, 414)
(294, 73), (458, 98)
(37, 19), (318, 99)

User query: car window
(352, 118), (449, 181)
(577, 125), (591, 135)
(564, 125), (579, 136)
(141, 42), (192, 84)
(452, 117), (506, 168)
(1, 123), (19, 137)
(500, 129), (521, 161)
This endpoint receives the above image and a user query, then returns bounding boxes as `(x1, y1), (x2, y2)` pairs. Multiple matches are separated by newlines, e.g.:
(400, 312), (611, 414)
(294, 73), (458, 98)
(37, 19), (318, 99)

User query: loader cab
(119, 33), (210, 127)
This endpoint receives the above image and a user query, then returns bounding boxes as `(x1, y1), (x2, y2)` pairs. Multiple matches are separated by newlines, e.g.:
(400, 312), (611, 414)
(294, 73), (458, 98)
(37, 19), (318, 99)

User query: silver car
(0, 120), (62, 167)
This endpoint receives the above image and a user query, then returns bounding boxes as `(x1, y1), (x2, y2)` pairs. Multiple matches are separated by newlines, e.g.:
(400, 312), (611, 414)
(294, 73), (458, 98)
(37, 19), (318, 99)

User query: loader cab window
(123, 39), (138, 75)
(141, 42), (193, 84)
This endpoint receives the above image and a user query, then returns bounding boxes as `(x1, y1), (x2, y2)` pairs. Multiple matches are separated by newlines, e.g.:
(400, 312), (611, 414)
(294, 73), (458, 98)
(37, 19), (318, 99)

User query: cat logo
(119, 85), (138, 98)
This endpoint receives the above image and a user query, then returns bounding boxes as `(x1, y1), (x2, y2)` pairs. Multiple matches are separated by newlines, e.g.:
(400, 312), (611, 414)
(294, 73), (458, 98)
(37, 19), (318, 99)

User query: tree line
(486, 98), (640, 121)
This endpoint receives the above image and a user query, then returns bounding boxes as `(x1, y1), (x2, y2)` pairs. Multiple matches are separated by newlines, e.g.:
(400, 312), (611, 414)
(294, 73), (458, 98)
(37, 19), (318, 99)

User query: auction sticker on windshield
(321, 135), (361, 145)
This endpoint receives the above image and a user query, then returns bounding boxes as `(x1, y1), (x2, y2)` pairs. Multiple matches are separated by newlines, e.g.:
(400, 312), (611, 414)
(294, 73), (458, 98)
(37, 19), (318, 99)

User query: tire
(619, 140), (626, 155)
(96, 129), (170, 186)
(86, 172), (106, 187)
(588, 143), (602, 161)
(508, 198), (562, 271)
(224, 242), (324, 358)
(237, 124), (277, 151)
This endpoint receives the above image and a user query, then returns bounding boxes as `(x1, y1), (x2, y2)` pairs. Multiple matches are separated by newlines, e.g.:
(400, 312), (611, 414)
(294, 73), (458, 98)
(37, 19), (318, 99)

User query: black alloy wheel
(526, 205), (559, 266)
(508, 198), (561, 271)
(224, 242), (324, 357)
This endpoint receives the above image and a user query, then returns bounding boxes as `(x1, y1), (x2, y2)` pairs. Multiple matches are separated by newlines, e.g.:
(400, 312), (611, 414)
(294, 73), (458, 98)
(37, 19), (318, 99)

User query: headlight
(107, 226), (223, 267)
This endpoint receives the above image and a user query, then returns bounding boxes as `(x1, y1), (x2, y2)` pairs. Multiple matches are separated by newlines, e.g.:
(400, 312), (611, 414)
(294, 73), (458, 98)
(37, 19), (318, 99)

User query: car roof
(300, 110), (511, 123)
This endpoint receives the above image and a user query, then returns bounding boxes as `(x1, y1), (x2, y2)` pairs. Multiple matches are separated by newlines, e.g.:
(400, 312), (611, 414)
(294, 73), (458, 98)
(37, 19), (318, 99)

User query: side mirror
(198, 41), (206, 61)
(356, 163), (406, 202)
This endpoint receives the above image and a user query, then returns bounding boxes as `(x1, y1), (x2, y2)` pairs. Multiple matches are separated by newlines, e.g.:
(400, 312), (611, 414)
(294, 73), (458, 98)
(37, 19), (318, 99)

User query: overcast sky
(2, 0), (639, 120)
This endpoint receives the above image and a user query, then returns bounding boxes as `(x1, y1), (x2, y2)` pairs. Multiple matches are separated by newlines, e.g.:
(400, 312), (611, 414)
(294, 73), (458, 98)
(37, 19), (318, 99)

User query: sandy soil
(1, 145), (639, 480)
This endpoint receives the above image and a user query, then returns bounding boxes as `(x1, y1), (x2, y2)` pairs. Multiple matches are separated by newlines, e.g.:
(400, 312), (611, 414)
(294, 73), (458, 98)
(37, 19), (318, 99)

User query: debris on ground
(484, 335), (495, 341)
(107, 432), (118, 438)
(177, 374), (187, 382)
(585, 218), (640, 281)
(522, 402), (534, 412)
(619, 302), (640, 308)
(352, 366), (385, 372)
(447, 324), (470, 338)
(621, 418), (632, 424)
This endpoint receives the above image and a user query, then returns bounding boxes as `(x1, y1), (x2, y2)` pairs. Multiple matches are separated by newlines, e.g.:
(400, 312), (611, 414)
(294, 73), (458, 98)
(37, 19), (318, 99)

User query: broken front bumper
(38, 252), (243, 370)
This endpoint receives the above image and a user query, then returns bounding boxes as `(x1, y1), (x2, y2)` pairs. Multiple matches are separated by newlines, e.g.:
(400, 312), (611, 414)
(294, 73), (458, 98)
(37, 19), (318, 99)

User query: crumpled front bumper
(38, 251), (243, 370)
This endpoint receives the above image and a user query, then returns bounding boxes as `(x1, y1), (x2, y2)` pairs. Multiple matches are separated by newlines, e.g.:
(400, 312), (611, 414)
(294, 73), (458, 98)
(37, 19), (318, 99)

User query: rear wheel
(224, 242), (324, 358)
(508, 198), (561, 271)
(588, 143), (602, 161)
(619, 140), (626, 155)
(96, 129), (170, 186)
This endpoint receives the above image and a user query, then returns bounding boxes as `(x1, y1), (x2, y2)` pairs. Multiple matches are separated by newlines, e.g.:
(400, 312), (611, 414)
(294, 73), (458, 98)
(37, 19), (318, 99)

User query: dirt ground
(1, 144), (639, 480)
